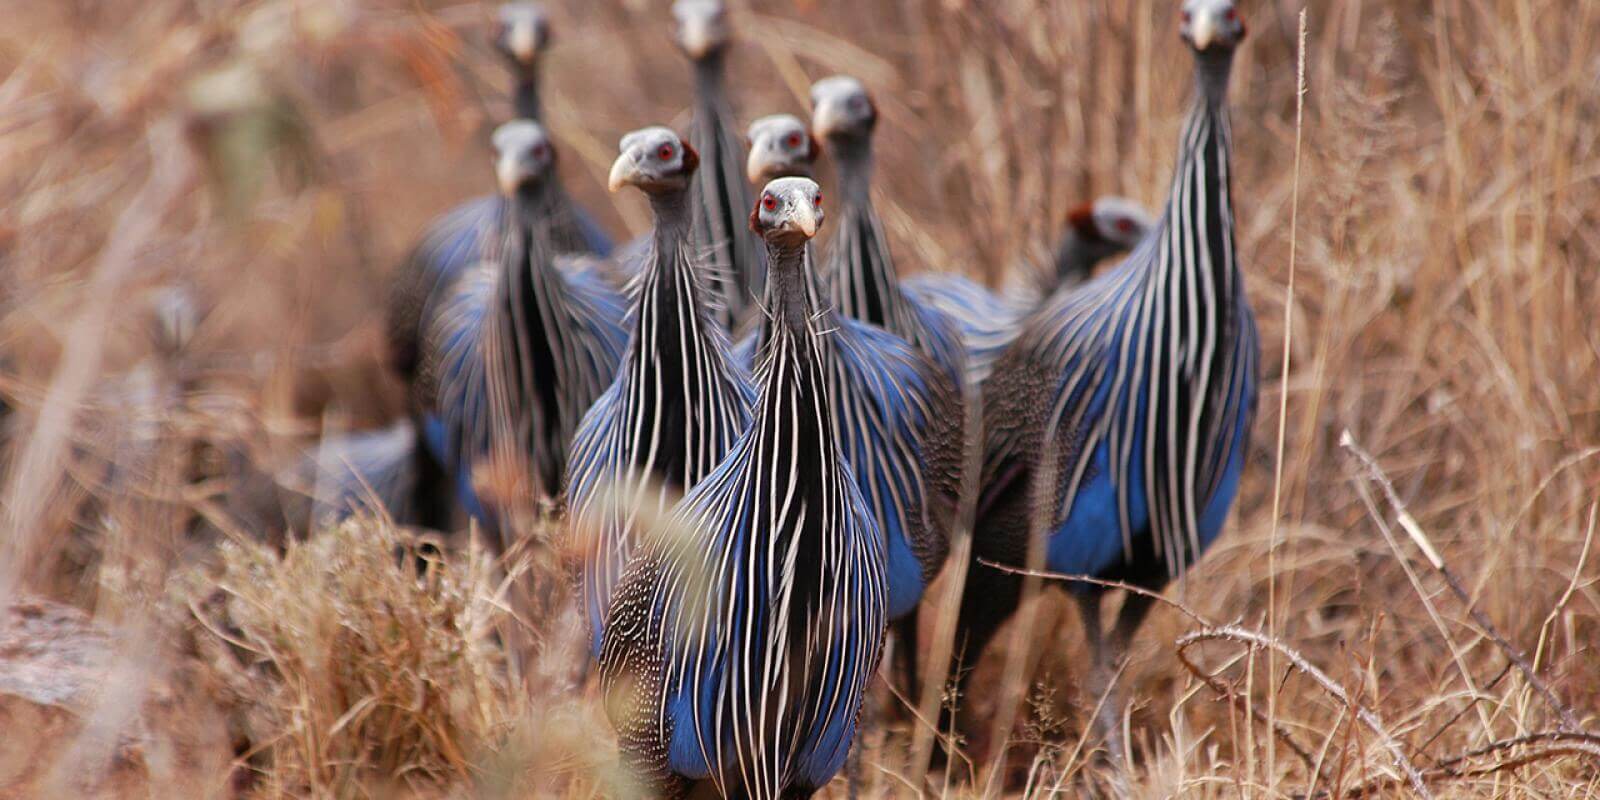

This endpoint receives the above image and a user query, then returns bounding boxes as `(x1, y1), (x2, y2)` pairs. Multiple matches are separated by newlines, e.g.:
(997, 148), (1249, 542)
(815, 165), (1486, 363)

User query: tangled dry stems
(2, 0), (1598, 797)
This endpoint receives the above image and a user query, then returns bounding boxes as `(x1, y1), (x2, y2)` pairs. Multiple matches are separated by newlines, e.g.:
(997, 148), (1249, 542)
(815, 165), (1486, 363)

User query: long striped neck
(624, 188), (735, 490)
(1150, 49), (1242, 333)
(1137, 46), (1249, 577)
(691, 52), (730, 118)
(690, 52), (760, 324)
(492, 190), (575, 486)
(826, 140), (911, 335)
(1048, 229), (1109, 294)
(513, 66), (541, 121)
(755, 238), (841, 515)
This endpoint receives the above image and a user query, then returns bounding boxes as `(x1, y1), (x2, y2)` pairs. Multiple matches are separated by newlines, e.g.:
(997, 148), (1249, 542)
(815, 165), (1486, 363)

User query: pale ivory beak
(1190, 13), (1219, 50)
(608, 152), (639, 193)
(509, 19), (539, 63)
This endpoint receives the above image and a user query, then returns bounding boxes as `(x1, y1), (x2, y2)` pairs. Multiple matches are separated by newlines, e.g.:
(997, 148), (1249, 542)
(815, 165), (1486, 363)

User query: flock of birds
(298, 0), (1259, 796)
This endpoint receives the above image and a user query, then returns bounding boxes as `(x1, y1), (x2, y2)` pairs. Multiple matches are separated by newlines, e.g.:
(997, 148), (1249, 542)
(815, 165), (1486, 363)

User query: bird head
(608, 126), (699, 195)
(746, 114), (818, 184)
(810, 75), (877, 142)
(750, 177), (825, 244)
(1067, 196), (1155, 252)
(492, 3), (551, 73)
(1180, 0), (1247, 52)
(492, 120), (557, 197)
(672, 0), (730, 61)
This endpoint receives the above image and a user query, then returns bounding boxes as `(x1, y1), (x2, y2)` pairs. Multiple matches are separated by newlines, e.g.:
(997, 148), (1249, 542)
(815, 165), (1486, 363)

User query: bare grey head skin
(1049, 196), (1155, 292)
(1179, 0), (1247, 104)
(493, 3), (551, 121)
(745, 114), (818, 185)
(493, 3), (550, 74)
(751, 177), (825, 331)
(672, 0), (729, 73)
(810, 75), (878, 194)
(609, 125), (700, 239)
(493, 120), (558, 203)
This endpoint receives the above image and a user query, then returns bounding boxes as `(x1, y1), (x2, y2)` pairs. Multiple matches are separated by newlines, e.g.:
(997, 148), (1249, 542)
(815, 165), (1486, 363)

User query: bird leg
(893, 610), (920, 704)
(1111, 590), (1156, 662)
(1073, 592), (1126, 773)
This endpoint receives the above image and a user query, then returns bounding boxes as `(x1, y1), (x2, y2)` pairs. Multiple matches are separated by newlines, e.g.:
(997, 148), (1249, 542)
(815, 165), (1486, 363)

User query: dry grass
(2, 0), (1598, 797)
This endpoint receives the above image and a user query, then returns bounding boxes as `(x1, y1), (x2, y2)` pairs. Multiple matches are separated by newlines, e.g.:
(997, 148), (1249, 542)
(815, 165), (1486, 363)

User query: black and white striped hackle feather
(386, 3), (611, 386)
(738, 113), (962, 690)
(416, 121), (628, 546)
(675, 0), (762, 327)
(955, 0), (1258, 743)
(568, 127), (754, 660)
(599, 178), (887, 800)
(810, 76), (967, 390)
(901, 197), (1154, 383)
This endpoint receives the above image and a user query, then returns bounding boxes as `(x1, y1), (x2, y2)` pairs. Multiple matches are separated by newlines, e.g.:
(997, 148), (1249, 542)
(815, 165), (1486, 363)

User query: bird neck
(513, 67), (541, 122)
(830, 140), (874, 204)
(825, 141), (907, 334)
(1194, 48), (1235, 113)
(491, 211), (570, 468)
(1144, 45), (1242, 347)
(513, 180), (565, 223)
(754, 238), (839, 483)
(691, 52), (730, 116)
(635, 188), (719, 366)
(648, 189), (695, 250)
(1048, 228), (1102, 294)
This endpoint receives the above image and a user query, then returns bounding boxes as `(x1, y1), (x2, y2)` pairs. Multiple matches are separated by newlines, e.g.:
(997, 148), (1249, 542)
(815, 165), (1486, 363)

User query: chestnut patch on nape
(680, 142), (700, 176)
(1065, 203), (1098, 239)
(748, 206), (763, 234)
(806, 133), (822, 162)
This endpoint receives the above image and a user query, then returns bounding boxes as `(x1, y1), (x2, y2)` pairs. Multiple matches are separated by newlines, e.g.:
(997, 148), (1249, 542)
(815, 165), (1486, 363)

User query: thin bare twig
(977, 561), (1321, 778)
(1326, 731), (1600, 798)
(1177, 626), (1434, 798)
(1340, 430), (1582, 733)
(1267, 10), (1311, 792)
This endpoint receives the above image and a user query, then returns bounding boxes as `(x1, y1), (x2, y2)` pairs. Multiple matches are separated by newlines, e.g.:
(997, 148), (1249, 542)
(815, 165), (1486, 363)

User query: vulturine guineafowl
(416, 120), (629, 547)
(955, 0), (1258, 759)
(386, 2), (611, 386)
(677, 0), (762, 325)
(735, 111), (962, 693)
(599, 178), (886, 799)
(566, 127), (754, 659)
(810, 76), (966, 395)
(904, 197), (1154, 382)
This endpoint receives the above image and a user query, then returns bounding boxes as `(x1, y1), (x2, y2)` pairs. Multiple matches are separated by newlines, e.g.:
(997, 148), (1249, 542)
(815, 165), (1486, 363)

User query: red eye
(657, 144), (675, 160)
(813, 193), (822, 207)
(1181, 10), (1192, 22)
(785, 133), (802, 149)
(1224, 7), (1237, 21)
(1115, 218), (1134, 233)
(762, 194), (777, 211)
(531, 144), (549, 160)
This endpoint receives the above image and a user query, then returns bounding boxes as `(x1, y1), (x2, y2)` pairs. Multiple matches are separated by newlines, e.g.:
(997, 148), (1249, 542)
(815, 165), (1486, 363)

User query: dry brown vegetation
(1, 0), (1598, 797)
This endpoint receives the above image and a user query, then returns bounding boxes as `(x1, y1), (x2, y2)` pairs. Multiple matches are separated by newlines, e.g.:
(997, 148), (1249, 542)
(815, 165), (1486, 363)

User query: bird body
(678, 1), (762, 325)
(386, 3), (611, 384)
(955, 0), (1258, 756)
(738, 113), (961, 624)
(417, 122), (629, 544)
(902, 198), (1154, 383)
(600, 178), (886, 800)
(568, 127), (754, 659)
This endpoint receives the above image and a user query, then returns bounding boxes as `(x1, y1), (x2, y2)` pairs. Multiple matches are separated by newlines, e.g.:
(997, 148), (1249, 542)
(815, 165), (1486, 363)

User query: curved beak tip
(509, 23), (539, 62)
(607, 157), (633, 193)
(496, 159), (523, 197)
(797, 209), (819, 237)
